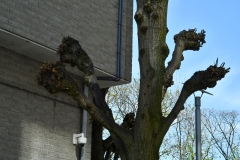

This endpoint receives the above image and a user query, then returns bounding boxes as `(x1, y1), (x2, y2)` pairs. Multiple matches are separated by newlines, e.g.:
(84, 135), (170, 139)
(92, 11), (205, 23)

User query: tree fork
(163, 29), (206, 98)
(166, 59), (230, 126)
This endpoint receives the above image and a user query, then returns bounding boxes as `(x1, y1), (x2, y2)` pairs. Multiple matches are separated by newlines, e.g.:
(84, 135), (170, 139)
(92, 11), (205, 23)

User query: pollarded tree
(36, 1), (230, 159)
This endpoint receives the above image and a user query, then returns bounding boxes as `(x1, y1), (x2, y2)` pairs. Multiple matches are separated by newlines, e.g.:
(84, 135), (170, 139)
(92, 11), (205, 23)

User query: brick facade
(0, 47), (92, 160)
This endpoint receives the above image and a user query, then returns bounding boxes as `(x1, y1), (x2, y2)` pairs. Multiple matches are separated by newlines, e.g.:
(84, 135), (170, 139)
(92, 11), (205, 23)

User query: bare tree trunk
(131, 1), (170, 159)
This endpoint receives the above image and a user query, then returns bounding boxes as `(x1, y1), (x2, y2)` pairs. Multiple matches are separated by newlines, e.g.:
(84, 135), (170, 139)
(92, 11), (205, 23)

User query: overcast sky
(132, 0), (240, 111)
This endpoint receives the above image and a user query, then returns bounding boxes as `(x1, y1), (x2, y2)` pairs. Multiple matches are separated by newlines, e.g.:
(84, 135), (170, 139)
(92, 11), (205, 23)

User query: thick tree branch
(103, 136), (114, 151)
(166, 59), (230, 126)
(163, 29), (206, 98)
(56, 37), (136, 158)
(104, 113), (135, 160)
(104, 112), (135, 144)
(57, 37), (109, 111)
(36, 61), (130, 142)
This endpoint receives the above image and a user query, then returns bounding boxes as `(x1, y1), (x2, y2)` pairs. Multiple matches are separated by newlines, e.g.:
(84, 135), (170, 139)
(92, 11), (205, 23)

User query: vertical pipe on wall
(116, 0), (123, 79)
(80, 85), (88, 160)
(97, 0), (123, 81)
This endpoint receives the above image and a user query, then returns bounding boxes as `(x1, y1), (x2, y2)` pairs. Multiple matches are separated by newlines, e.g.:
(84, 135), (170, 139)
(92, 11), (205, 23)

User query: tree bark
(131, 0), (170, 159)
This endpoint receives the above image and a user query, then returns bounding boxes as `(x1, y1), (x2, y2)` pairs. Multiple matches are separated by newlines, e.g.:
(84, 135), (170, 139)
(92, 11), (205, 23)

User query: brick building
(0, 0), (133, 159)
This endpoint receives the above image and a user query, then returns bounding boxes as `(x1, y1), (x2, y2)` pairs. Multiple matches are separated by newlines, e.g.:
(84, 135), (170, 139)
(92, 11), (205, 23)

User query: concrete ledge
(0, 28), (130, 88)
